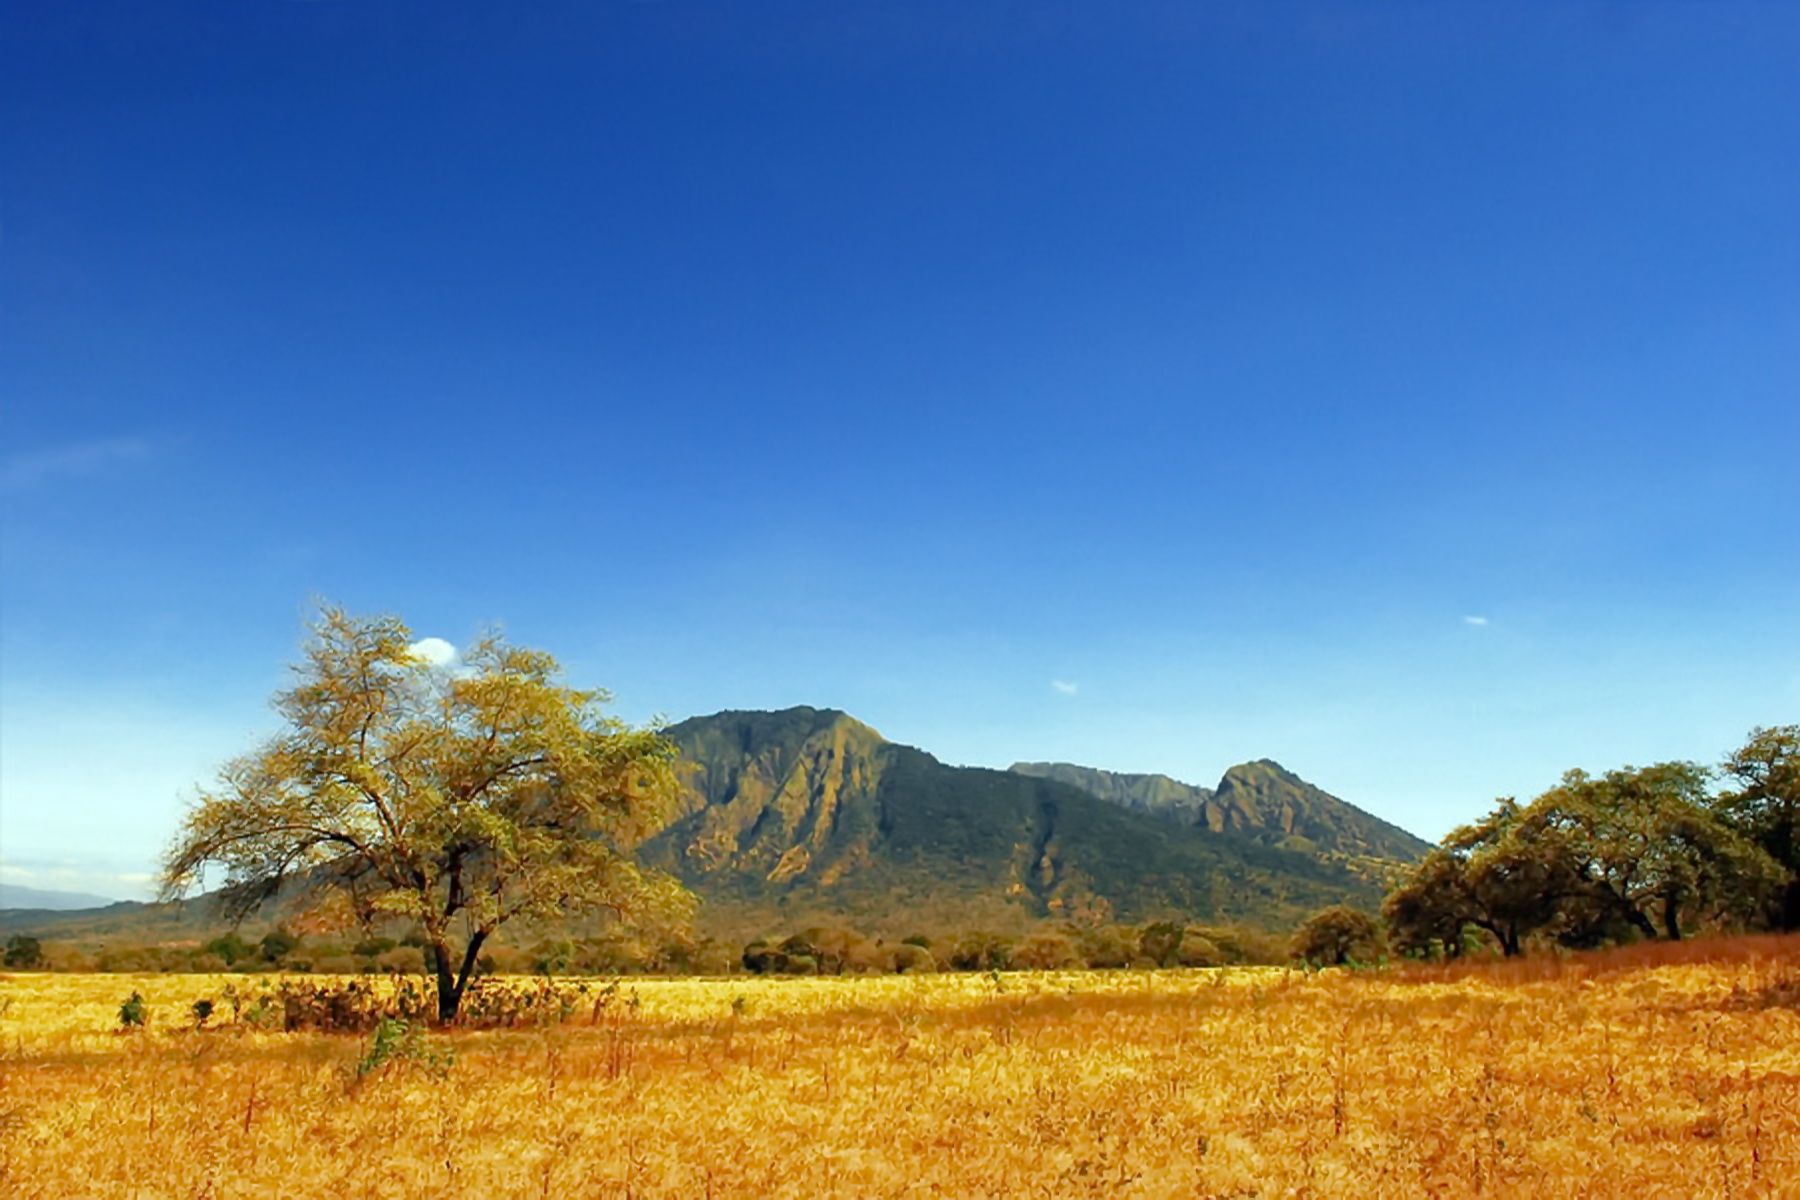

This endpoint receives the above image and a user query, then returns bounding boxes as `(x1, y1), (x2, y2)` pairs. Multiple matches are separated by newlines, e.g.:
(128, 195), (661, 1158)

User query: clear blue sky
(3, 2), (1797, 899)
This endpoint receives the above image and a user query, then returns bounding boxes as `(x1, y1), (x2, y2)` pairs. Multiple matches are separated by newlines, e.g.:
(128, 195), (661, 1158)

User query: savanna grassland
(3, 939), (1798, 1198)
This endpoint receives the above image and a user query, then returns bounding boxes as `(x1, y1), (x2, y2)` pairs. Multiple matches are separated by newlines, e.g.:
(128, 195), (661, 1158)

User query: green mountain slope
(647, 707), (1387, 934)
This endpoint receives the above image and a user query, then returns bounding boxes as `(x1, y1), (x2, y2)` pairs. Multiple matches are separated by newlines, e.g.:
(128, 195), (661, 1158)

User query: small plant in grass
(354, 1017), (452, 1079)
(190, 998), (215, 1029)
(118, 991), (147, 1030)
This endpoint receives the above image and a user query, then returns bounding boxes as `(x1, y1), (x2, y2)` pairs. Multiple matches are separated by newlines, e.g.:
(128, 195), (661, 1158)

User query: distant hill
(1010, 759), (1432, 863)
(1006, 763), (1216, 823)
(646, 707), (1393, 935)
(0, 883), (121, 911)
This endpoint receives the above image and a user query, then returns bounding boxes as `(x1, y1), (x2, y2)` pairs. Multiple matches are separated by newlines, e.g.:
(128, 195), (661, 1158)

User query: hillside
(1010, 758), (1431, 863)
(645, 707), (1389, 935)
(0, 883), (121, 911)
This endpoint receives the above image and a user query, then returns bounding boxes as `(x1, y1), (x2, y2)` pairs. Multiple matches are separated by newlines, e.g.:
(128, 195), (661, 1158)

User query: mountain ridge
(647, 707), (1406, 935)
(1009, 757), (1431, 863)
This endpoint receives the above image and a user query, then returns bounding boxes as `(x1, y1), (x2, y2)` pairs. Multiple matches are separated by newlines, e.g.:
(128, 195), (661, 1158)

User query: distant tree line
(2, 918), (1297, 976)
(1328, 725), (1797, 964)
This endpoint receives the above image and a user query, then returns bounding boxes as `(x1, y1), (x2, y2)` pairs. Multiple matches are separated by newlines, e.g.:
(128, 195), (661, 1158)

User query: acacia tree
(1515, 763), (1779, 942)
(1291, 905), (1382, 966)
(1383, 800), (1579, 958)
(1717, 726), (1800, 931)
(162, 607), (690, 1021)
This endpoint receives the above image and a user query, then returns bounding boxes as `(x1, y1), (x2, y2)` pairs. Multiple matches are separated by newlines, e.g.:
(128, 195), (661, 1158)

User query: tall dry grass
(2, 938), (1797, 1197)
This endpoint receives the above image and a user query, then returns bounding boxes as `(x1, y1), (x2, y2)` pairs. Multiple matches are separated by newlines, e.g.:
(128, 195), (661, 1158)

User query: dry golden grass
(3, 937), (1798, 1198)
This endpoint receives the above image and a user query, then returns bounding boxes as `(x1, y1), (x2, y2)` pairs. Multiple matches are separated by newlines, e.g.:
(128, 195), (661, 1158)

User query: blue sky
(3, 2), (1797, 899)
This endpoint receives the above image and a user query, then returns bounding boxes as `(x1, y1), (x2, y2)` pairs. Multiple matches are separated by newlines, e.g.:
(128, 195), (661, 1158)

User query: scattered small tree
(1293, 905), (1382, 966)
(259, 928), (299, 964)
(161, 606), (691, 1022)
(4, 934), (44, 969)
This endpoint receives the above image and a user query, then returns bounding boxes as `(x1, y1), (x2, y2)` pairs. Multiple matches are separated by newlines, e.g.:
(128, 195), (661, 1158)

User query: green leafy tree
(1292, 905), (1382, 966)
(1384, 800), (1578, 957)
(1519, 763), (1781, 942)
(259, 928), (299, 963)
(4, 934), (44, 969)
(1173, 931), (1223, 968)
(1717, 726), (1800, 931)
(1137, 921), (1186, 967)
(161, 606), (690, 1022)
(203, 932), (253, 966)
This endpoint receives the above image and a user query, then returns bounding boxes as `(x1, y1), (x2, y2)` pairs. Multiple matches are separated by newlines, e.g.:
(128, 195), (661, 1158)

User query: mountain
(1010, 759), (1432, 863)
(646, 707), (1392, 935)
(1006, 763), (1216, 823)
(0, 883), (121, 911)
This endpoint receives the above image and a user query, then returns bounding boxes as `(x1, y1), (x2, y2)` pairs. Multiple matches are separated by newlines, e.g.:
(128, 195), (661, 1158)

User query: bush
(3, 935), (43, 969)
(355, 1017), (452, 1078)
(891, 944), (937, 974)
(118, 991), (147, 1029)
(1076, 927), (1135, 970)
(203, 933), (253, 966)
(1174, 933), (1224, 968)
(1012, 932), (1081, 970)
(375, 947), (425, 975)
(1292, 905), (1384, 967)
(259, 928), (299, 964)
(947, 932), (1014, 971)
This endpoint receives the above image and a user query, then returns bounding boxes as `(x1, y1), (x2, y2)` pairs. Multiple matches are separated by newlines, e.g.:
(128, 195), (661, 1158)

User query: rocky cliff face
(1011, 758), (1431, 863)
(644, 707), (1396, 933)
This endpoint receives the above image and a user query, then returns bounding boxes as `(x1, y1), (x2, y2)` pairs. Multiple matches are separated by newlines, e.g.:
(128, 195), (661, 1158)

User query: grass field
(3, 938), (1798, 1198)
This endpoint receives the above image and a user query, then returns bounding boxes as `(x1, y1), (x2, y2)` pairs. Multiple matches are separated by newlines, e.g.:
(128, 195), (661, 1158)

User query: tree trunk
(1661, 893), (1682, 942)
(430, 940), (458, 1023)
(428, 933), (490, 1024)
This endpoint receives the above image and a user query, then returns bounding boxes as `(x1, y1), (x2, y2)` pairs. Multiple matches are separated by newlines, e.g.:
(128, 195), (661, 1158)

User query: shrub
(203, 933), (253, 966)
(1292, 905), (1384, 967)
(1175, 933), (1224, 968)
(891, 944), (937, 974)
(259, 928), (299, 964)
(947, 932), (1015, 971)
(355, 1017), (452, 1078)
(1012, 932), (1081, 970)
(118, 991), (147, 1029)
(3, 935), (43, 969)
(1076, 927), (1135, 970)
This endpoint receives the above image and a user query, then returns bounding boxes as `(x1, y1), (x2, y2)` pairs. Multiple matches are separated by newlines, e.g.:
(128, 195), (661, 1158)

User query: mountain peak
(1012, 757), (1429, 863)
(667, 705), (883, 749)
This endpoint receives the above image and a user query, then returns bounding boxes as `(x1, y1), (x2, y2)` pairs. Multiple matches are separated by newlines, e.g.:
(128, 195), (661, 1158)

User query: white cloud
(1463, 615), (1490, 627)
(0, 437), (156, 491)
(1051, 679), (1079, 696)
(408, 637), (459, 667)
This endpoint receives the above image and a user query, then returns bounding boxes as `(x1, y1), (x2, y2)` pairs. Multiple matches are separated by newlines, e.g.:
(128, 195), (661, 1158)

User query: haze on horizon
(3, 2), (1797, 901)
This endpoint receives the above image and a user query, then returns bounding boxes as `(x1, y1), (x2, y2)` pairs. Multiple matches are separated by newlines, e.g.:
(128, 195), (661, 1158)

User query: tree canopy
(1717, 725), (1800, 931)
(162, 606), (690, 1020)
(1385, 744), (1786, 958)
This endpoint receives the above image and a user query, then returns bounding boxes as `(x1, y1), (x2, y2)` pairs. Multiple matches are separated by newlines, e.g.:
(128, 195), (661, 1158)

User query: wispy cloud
(0, 437), (156, 491)
(1050, 679), (1079, 696)
(1463, 615), (1490, 627)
